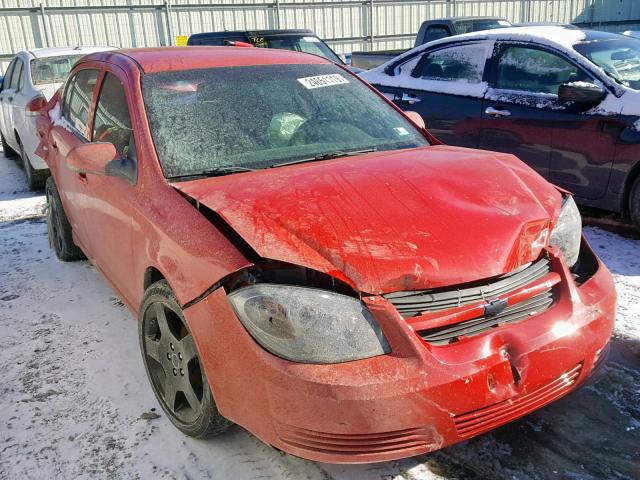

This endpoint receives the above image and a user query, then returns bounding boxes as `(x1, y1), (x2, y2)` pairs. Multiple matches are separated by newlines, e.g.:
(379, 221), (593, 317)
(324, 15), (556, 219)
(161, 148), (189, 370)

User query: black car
(362, 26), (640, 227)
(187, 29), (362, 72)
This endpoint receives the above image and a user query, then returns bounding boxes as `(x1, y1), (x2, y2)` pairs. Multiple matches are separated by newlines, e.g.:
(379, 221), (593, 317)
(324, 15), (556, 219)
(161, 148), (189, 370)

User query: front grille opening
(383, 257), (557, 345)
(419, 289), (556, 345)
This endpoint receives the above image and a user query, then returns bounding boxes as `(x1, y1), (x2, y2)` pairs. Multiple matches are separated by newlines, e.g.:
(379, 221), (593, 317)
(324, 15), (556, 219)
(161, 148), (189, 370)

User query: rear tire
(139, 280), (232, 438)
(1, 132), (17, 158)
(630, 176), (640, 229)
(20, 143), (47, 190)
(46, 177), (85, 261)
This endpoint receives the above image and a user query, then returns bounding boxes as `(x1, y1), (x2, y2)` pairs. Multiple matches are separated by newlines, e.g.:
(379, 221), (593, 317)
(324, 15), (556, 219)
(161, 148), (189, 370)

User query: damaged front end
(179, 181), (614, 463)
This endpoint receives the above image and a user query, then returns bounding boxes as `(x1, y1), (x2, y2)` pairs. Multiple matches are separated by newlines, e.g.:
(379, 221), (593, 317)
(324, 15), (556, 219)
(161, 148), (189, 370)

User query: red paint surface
(37, 47), (616, 463)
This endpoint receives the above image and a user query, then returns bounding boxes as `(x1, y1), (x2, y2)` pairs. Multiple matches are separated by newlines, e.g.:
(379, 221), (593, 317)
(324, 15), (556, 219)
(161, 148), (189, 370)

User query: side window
(9, 60), (23, 90)
(423, 26), (450, 43)
(496, 46), (591, 94)
(2, 59), (16, 90)
(416, 44), (487, 83)
(92, 73), (134, 159)
(63, 69), (99, 135)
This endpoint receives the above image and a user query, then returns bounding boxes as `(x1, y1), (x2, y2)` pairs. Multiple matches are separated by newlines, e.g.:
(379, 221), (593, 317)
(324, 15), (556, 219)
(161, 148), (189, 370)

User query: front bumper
(184, 238), (616, 464)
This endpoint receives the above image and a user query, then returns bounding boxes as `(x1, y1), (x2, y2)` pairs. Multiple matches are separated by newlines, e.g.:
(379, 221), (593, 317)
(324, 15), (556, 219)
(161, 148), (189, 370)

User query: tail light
(26, 95), (47, 116)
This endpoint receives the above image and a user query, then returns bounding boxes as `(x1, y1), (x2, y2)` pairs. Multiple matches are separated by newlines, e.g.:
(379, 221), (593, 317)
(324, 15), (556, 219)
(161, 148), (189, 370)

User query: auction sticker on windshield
(297, 74), (349, 89)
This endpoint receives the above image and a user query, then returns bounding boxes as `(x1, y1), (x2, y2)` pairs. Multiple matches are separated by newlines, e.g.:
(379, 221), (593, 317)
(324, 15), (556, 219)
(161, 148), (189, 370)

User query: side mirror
(558, 82), (606, 106)
(67, 142), (117, 175)
(405, 110), (426, 130)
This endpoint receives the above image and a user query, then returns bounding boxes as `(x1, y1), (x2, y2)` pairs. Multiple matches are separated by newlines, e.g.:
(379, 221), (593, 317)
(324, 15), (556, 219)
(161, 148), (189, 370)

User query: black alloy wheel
(139, 280), (232, 438)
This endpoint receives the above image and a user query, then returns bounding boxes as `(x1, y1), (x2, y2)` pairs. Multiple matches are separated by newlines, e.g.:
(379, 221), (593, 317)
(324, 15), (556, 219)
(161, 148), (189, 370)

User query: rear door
(480, 42), (617, 197)
(375, 41), (492, 147)
(51, 68), (100, 250)
(0, 59), (17, 142)
(1, 59), (23, 149)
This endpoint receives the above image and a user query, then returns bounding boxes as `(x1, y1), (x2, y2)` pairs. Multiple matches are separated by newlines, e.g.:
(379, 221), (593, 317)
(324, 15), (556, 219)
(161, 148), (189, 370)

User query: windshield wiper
(170, 165), (257, 180)
(270, 149), (376, 168)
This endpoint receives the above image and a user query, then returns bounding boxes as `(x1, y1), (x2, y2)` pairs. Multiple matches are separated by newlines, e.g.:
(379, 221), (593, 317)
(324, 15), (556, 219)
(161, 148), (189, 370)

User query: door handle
(51, 141), (58, 149)
(78, 172), (88, 182)
(485, 106), (511, 118)
(401, 93), (421, 104)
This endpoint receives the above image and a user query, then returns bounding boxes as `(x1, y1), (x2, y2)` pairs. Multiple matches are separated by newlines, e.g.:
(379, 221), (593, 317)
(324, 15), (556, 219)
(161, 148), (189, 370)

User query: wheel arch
(143, 266), (167, 294)
(622, 159), (640, 213)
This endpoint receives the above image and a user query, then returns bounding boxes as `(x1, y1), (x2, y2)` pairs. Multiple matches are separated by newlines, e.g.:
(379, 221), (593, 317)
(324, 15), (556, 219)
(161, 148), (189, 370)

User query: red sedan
(36, 47), (615, 464)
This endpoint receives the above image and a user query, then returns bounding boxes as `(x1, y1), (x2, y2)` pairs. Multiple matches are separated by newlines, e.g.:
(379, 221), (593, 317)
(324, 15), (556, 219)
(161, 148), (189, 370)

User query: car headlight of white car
(228, 284), (390, 364)
(549, 195), (582, 268)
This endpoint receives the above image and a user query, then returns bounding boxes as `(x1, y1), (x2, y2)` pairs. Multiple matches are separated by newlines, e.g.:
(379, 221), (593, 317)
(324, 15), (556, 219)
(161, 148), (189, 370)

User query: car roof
(429, 25), (621, 49)
(189, 29), (315, 38)
(441, 16), (509, 22)
(84, 46), (332, 74)
(25, 46), (115, 59)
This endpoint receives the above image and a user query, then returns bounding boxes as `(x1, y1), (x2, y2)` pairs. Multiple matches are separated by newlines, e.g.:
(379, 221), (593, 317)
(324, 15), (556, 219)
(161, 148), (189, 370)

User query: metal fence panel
(1, 0), (640, 73)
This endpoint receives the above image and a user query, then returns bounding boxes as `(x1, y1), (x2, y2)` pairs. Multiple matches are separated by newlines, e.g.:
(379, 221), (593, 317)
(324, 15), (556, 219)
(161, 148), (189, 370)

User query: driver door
(79, 68), (137, 306)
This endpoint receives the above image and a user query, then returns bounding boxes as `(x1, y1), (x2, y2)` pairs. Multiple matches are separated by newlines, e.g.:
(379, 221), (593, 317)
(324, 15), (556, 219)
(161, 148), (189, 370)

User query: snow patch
(48, 101), (74, 133)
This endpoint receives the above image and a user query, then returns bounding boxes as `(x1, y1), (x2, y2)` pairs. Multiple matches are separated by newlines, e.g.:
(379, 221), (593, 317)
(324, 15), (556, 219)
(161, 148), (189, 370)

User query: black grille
(384, 258), (551, 317)
(419, 290), (554, 345)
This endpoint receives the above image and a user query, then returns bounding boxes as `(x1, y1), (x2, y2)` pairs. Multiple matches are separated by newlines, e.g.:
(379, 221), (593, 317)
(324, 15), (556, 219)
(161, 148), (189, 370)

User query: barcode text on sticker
(297, 74), (349, 89)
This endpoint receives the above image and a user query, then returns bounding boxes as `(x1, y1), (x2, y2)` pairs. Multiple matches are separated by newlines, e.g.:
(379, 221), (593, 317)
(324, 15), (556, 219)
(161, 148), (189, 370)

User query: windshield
(30, 54), (84, 85)
(142, 64), (428, 178)
(575, 38), (640, 90)
(248, 34), (342, 63)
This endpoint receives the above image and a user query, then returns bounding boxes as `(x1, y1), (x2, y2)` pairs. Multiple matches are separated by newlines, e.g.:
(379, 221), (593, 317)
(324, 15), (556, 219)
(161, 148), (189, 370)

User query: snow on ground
(0, 151), (638, 479)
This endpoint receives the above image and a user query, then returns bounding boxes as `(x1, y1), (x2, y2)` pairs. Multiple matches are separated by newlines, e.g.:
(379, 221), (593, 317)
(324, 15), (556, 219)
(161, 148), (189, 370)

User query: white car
(0, 46), (113, 189)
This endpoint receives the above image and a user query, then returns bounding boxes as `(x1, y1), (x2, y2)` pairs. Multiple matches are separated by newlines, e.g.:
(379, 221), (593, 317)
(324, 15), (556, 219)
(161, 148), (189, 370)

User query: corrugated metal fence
(1, 0), (639, 73)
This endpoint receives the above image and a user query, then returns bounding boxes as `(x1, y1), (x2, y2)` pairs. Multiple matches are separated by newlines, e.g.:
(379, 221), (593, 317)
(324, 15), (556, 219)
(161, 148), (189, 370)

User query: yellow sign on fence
(175, 35), (188, 46)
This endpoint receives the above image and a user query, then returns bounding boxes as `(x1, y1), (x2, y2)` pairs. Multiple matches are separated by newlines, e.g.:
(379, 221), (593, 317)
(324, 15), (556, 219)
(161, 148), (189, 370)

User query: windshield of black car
(248, 34), (342, 63)
(575, 38), (640, 90)
(141, 64), (429, 178)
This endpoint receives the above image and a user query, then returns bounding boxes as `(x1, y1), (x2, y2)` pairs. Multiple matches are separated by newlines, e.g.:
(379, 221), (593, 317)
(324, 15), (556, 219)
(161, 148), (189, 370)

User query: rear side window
(416, 45), (487, 83)
(92, 73), (134, 159)
(423, 26), (450, 43)
(496, 46), (590, 94)
(63, 69), (99, 135)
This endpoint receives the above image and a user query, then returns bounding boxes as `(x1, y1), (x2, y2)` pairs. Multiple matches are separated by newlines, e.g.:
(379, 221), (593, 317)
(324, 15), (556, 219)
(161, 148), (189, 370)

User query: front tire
(46, 177), (85, 261)
(1, 132), (17, 158)
(630, 176), (640, 229)
(139, 280), (232, 438)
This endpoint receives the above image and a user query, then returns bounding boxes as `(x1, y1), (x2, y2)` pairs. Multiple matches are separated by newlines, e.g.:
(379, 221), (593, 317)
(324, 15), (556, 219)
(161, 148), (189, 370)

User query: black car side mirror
(558, 82), (606, 106)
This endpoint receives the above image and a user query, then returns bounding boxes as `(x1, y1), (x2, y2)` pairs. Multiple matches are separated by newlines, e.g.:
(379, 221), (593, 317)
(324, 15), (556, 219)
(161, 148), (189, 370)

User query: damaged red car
(37, 47), (615, 464)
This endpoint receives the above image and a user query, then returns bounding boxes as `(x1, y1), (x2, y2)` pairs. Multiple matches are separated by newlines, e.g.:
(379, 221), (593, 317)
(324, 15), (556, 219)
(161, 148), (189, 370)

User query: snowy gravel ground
(0, 151), (638, 480)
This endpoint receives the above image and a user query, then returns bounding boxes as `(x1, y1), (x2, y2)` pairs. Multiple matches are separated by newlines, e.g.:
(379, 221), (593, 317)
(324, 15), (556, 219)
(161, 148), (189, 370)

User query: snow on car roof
(26, 46), (115, 59)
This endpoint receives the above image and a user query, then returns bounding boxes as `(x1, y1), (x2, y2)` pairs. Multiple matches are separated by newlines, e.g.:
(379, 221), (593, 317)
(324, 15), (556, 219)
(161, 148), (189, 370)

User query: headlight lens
(227, 284), (390, 364)
(549, 195), (582, 268)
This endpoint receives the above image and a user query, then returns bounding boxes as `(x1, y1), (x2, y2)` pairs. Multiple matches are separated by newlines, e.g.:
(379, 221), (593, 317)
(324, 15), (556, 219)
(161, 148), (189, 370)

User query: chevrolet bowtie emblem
(484, 298), (509, 317)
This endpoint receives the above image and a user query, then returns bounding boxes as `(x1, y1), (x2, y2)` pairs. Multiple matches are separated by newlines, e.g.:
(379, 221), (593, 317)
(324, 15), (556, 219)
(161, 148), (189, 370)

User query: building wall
(1, 0), (638, 74)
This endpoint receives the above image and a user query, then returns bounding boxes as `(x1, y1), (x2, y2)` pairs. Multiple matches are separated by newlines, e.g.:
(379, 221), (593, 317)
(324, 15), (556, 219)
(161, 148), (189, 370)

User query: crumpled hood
(173, 146), (561, 294)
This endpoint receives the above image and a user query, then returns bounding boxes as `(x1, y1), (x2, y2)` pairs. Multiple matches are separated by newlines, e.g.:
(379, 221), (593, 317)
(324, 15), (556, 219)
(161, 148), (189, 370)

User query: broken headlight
(227, 284), (390, 364)
(549, 195), (582, 268)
